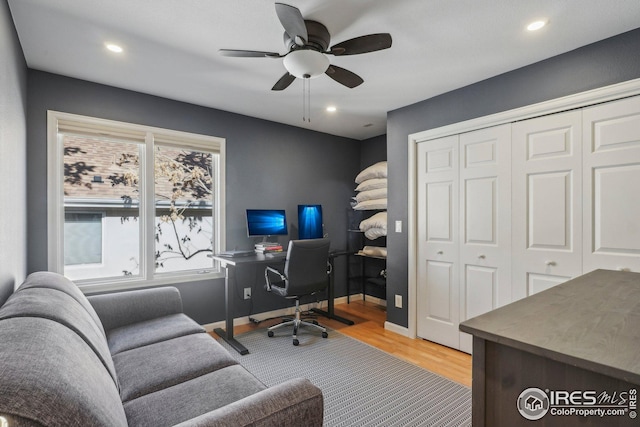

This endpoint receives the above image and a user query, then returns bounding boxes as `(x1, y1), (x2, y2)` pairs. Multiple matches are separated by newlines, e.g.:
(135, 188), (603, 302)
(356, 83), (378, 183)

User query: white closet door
(416, 135), (460, 349)
(458, 124), (511, 353)
(583, 96), (640, 273)
(512, 110), (583, 301)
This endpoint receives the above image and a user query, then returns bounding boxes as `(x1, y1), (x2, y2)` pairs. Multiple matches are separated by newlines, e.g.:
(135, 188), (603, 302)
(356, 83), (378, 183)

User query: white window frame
(47, 110), (226, 292)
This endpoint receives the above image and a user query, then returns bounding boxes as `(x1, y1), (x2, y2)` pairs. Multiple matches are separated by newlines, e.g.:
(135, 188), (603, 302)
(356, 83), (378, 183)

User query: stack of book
(254, 242), (283, 254)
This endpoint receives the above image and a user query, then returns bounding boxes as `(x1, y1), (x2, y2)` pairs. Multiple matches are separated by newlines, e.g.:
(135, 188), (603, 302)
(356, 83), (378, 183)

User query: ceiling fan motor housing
(284, 20), (330, 52)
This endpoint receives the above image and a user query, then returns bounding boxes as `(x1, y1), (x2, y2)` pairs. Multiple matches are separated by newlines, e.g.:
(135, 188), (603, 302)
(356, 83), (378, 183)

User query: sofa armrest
(87, 287), (184, 332)
(173, 378), (323, 427)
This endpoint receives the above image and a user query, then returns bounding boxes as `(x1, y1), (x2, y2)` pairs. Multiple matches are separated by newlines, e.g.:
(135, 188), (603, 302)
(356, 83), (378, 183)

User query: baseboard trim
(202, 294), (387, 332)
(202, 304), (302, 333)
(384, 321), (410, 337)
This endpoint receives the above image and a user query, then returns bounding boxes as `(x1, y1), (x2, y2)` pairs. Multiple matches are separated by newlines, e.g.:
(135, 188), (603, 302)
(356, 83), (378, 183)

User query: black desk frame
(211, 250), (353, 355)
(311, 251), (355, 325)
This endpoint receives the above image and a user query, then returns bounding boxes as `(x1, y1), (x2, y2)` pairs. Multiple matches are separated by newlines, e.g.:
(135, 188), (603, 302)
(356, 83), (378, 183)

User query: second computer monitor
(298, 204), (323, 240)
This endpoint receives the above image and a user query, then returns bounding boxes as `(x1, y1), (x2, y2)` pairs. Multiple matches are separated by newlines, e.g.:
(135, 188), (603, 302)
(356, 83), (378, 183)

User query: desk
(311, 251), (355, 326)
(210, 253), (282, 355)
(211, 250), (354, 355)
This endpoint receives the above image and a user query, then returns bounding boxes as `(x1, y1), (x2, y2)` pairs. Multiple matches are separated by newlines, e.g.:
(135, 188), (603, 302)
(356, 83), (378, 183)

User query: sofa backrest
(16, 271), (106, 338)
(0, 317), (128, 427)
(0, 286), (119, 388)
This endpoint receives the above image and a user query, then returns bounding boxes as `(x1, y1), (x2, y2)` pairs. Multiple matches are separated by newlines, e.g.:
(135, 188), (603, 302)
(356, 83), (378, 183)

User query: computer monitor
(246, 209), (288, 239)
(298, 204), (323, 239)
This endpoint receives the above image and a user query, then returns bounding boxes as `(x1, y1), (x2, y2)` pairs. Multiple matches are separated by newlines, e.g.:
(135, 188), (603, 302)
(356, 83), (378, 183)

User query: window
(48, 111), (225, 290)
(64, 212), (103, 266)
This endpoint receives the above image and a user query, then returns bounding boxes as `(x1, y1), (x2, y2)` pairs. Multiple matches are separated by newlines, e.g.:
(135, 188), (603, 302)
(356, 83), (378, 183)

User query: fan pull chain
(301, 76), (311, 123)
(302, 78), (306, 122)
(307, 78), (311, 123)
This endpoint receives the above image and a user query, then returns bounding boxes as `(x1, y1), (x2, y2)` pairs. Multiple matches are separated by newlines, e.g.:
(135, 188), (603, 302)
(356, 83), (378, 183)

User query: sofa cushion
(17, 271), (107, 338)
(88, 286), (184, 332)
(0, 287), (119, 389)
(114, 333), (239, 402)
(172, 378), (325, 427)
(0, 317), (128, 427)
(123, 364), (266, 427)
(108, 312), (205, 355)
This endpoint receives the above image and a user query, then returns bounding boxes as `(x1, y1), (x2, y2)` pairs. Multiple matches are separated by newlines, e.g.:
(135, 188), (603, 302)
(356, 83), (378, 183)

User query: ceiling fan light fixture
(283, 50), (330, 79)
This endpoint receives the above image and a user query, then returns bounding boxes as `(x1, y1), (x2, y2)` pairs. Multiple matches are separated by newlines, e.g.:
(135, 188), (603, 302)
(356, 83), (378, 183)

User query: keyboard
(218, 250), (254, 257)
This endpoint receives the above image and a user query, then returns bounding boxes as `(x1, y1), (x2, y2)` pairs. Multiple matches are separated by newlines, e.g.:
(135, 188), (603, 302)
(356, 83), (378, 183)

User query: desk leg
(312, 258), (355, 326)
(214, 264), (249, 355)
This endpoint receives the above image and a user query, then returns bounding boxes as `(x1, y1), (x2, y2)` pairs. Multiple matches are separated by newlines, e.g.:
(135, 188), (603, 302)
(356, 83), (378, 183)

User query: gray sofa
(0, 272), (324, 427)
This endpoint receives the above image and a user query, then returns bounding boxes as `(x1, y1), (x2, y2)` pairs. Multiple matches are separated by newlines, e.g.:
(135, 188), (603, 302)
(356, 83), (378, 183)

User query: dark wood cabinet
(460, 270), (640, 427)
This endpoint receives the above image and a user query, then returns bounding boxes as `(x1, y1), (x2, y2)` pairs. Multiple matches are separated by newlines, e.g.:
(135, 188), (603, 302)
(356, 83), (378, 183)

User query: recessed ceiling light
(326, 106), (337, 112)
(527, 20), (547, 32)
(105, 43), (123, 53)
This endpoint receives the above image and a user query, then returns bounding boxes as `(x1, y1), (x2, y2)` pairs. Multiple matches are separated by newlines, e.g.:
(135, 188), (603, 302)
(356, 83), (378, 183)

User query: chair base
(267, 300), (328, 346)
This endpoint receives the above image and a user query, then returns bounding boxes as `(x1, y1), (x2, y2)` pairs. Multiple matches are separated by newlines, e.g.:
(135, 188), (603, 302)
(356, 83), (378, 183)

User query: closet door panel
(527, 273), (572, 295)
(583, 96), (640, 273)
(417, 136), (460, 349)
(464, 177), (496, 244)
(512, 110), (583, 301)
(528, 171), (572, 250)
(426, 261), (454, 321)
(459, 124), (511, 353)
(594, 165), (640, 251)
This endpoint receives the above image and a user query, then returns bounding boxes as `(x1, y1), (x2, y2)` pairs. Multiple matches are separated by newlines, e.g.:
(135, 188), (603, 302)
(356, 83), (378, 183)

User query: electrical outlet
(243, 287), (251, 299)
(395, 220), (402, 233)
(395, 294), (402, 308)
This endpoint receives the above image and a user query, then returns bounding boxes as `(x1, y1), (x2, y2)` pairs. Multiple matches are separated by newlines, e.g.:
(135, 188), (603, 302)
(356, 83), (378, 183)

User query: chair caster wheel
(293, 339), (299, 346)
(312, 320), (319, 325)
(267, 330), (274, 338)
(322, 332), (328, 339)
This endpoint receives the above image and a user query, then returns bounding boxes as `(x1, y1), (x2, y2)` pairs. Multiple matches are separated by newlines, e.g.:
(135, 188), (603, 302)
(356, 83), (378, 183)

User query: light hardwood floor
(227, 299), (472, 387)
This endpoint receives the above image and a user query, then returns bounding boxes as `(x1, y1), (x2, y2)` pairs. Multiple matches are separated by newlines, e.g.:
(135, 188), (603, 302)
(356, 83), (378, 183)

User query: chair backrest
(283, 238), (331, 297)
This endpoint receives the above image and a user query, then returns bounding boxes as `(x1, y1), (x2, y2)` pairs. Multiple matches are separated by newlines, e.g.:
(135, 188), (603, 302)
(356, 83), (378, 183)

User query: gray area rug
(217, 327), (471, 426)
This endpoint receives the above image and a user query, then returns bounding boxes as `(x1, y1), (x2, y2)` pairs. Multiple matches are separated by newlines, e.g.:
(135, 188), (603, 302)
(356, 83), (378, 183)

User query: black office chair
(264, 238), (330, 346)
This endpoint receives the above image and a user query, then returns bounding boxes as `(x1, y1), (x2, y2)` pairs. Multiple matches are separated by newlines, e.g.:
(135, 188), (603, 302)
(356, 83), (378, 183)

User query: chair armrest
(173, 378), (323, 427)
(87, 287), (183, 332)
(264, 266), (286, 291)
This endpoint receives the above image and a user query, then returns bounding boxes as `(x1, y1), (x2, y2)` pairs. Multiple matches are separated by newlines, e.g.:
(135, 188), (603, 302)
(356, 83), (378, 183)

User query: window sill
(79, 271), (225, 295)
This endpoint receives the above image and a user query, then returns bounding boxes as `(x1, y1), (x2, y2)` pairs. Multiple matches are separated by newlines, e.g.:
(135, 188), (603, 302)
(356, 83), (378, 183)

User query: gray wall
(0, 0), (28, 306)
(386, 28), (640, 328)
(360, 134), (387, 169)
(26, 71), (361, 325)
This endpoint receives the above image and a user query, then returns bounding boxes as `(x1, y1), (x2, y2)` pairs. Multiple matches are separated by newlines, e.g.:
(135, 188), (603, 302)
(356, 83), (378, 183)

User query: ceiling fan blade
(329, 33), (392, 56)
(272, 72), (296, 91)
(275, 3), (308, 46)
(219, 49), (281, 58)
(325, 65), (363, 88)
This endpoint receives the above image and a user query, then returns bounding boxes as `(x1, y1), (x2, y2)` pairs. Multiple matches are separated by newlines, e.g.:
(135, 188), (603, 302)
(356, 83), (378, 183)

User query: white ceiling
(8, 0), (640, 140)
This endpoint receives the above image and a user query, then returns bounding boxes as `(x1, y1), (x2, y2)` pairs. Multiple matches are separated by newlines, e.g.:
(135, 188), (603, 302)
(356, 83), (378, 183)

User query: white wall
(0, 0), (28, 301)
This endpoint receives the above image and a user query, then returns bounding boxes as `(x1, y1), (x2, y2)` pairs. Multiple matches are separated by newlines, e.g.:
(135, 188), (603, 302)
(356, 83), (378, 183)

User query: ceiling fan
(219, 3), (392, 91)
